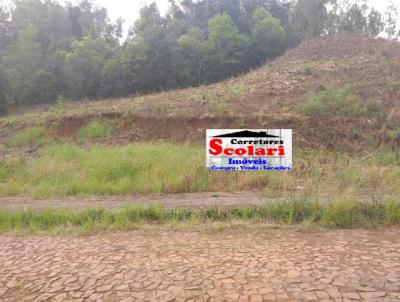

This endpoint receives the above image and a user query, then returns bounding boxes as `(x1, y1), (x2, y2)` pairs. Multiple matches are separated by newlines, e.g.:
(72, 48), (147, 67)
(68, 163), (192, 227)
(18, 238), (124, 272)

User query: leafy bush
(76, 120), (113, 140)
(260, 199), (322, 223)
(322, 199), (388, 228)
(384, 201), (400, 224)
(298, 87), (382, 118)
(371, 149), (399, 166)
(8, 127), (46, 147)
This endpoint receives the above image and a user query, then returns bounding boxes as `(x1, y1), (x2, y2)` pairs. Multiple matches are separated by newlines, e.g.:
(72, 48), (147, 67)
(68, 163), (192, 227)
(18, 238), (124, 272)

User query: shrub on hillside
(76, 120), (113, 140)
(298, 87), (383, 118)
(7, 127), (46, 147)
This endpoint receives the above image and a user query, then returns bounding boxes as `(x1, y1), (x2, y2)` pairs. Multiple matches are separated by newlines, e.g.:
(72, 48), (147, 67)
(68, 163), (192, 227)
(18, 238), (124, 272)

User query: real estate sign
(206, 129), (292, 171)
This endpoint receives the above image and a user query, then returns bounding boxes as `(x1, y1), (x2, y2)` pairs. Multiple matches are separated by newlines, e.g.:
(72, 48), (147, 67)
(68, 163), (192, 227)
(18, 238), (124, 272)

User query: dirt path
(0, 192), (398, 212)
(1, 228), (400, 302)
(0, 193), (264, 211)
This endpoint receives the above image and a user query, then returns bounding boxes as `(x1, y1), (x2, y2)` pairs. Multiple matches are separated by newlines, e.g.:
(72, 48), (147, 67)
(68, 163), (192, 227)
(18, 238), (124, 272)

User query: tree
(0, 6), (11, 53)
(125, 3), (176, 92)
(0, 63), (8, 114)
(250, 7), (287, 66)
(338, 3), (368, 33)
(207, 13), (249, 80)
(120, 36), (149, 94)
(176, 28), (209, 86)
(3, 26), (58, 105)
(74, 0), (122, 44)
(67, 5), (83, 40)
(63, 37), (113, 99)
(0, 0), (396, 109)
(367, 8), (384, 36)
(329, 0), (384, 36)
(290, 0), (329, 41)
(1, 0), (122, 105)
(384, 1), (400, 39)
(10, 0), (73, 53)
(173, 0), (292, 35)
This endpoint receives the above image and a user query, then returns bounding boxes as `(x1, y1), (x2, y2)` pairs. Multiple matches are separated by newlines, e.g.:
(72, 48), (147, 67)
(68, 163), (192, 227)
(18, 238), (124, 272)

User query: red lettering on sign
(209, 139), (223, 155)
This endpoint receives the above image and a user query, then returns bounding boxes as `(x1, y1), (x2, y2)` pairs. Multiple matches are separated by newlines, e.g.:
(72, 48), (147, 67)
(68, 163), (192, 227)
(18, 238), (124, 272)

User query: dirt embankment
(48, 112), (386, 152)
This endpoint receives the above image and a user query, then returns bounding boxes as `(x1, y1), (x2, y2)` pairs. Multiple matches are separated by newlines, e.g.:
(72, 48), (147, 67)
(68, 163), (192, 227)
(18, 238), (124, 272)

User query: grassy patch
(0, 143), (274, 198)
(370, 148), (399, 166)
(7, 127), (47, 147)
(76, 120), (113, 140)
(298, 87), (383, 118)
(0, 144), (399, 198)
(225, 84), (248, 101)
(1, 200), (399, 233)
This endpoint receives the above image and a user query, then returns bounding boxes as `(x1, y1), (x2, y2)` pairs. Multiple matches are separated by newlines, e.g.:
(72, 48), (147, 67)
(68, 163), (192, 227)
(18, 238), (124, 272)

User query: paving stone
(251, 294), (263, 302)
(239, 295), (249, 302)
(360, 292), (386, 299)
(342, 292), (360, 299)
(302, 291), (318, 301)
(47, 286), (64, 293)
(316, 291), (330, 299)
(0, 229), (399, 302)
(262, 293), (276, 301)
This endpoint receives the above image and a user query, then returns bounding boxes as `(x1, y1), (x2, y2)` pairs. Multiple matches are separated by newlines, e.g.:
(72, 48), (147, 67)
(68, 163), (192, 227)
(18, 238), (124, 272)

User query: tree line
(0, 0), (399, 112)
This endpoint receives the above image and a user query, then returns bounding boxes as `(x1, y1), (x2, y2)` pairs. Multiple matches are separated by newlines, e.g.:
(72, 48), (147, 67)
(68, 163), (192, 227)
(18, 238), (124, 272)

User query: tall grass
(0, 143), (273, 198)
(1, 199), (399, 233)
(0, 143), (398, 199)
(0, 143), (400, 199)
(6, 127), (47, 147)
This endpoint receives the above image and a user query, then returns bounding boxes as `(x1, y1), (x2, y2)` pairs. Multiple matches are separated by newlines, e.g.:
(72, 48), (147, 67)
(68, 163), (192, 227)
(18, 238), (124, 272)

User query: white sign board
(206, 129), (292, 171)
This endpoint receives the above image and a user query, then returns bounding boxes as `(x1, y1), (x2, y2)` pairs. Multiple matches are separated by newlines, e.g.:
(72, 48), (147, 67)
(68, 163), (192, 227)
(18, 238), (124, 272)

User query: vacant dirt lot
(1, 228), (400, 302)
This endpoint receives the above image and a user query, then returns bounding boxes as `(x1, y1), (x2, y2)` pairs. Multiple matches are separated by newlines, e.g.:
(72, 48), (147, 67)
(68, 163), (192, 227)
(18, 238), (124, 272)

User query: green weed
(7, 127), (47, 147)
(298, 87), (382, 118)
(0, 144), (399, 199)
(370, 149), (399, 166)
(1, 199), (400, 233)
(0, 143), (271, 198)
(322, 198), (386, 228)
(225, 84), (248, 101)
(76, 120), (113, 140)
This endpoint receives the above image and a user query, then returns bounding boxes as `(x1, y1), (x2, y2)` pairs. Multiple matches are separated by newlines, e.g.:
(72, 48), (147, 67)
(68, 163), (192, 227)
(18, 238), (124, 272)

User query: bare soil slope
(1, 34), (400, 152)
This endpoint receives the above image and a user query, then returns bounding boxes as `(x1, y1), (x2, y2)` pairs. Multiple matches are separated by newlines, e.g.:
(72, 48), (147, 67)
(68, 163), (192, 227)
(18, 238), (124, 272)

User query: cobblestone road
(1, 228), (400, 302)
